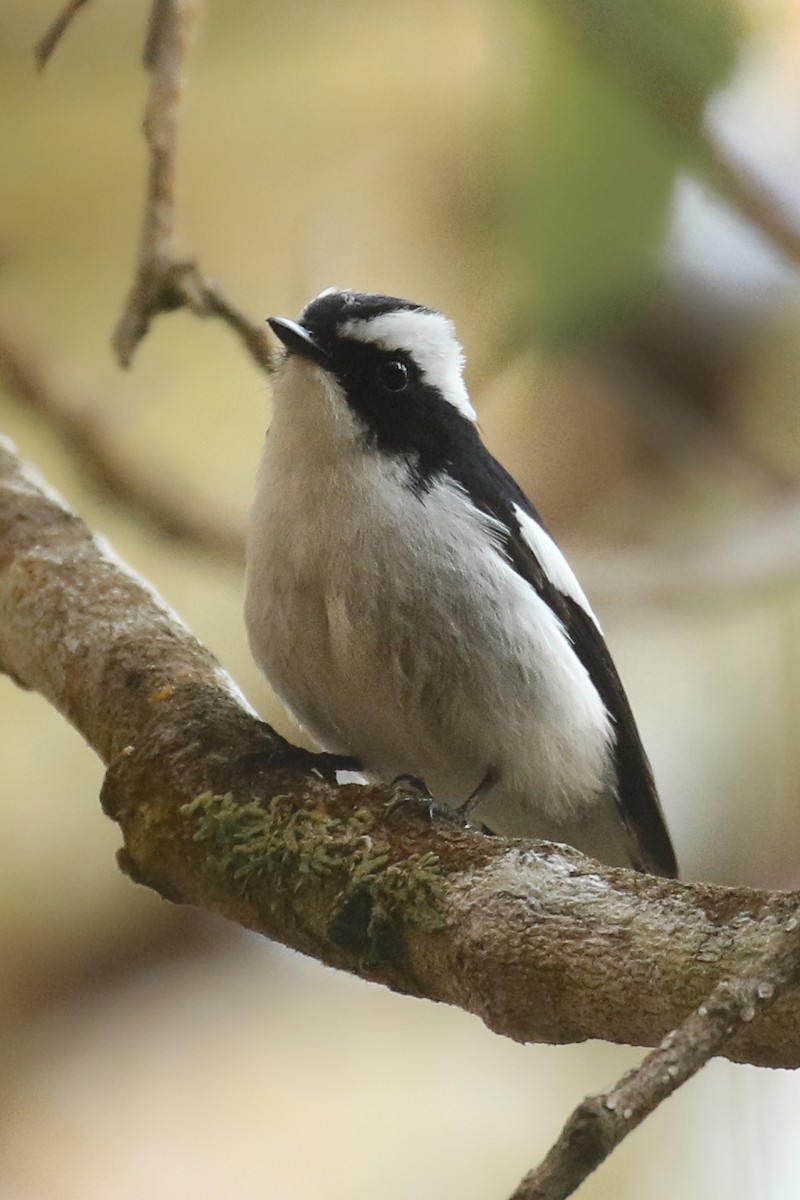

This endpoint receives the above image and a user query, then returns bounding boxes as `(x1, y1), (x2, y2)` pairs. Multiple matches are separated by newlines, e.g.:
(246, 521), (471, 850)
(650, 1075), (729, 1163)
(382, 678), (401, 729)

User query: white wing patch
(341, 309), (477, 422)
(514, 505), (601, 629)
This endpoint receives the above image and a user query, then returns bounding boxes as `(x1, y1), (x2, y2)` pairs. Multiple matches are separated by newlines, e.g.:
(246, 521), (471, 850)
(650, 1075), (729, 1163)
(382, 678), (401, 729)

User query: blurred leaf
(499, 0), (745, 348)
(539, 0), (745, 128)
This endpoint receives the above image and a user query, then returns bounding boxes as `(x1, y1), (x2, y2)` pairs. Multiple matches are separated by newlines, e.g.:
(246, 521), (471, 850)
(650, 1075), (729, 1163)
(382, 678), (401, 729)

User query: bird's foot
(386, 775), (469, 828)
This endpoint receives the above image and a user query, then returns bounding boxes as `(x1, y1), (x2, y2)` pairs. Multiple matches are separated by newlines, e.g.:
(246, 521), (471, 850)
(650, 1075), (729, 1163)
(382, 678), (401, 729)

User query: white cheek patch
(514, 505), (602, 629)
(341, 309), (477, 422)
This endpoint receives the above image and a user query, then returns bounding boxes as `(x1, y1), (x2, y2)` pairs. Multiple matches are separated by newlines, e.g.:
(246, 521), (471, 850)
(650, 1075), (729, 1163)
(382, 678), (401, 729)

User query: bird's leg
(461, 765), (501, 829)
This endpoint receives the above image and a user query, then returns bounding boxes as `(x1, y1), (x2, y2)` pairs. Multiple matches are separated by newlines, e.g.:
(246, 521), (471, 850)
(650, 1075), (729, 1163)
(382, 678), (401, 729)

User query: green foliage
(499, 0), (744, 347)
(542, 0), (744, 121)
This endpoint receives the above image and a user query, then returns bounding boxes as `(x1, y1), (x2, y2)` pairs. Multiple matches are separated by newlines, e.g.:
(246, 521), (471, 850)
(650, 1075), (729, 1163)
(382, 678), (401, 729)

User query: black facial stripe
(293, 291), (471, 490)
(312, 334), (478, 492)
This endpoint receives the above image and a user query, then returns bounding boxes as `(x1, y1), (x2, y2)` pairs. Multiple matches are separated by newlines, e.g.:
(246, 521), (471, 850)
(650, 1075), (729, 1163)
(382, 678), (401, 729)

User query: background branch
(34, 0), (92, 70)
(112, 0), (274, 371)
(0, 312), (244, 564)
(576, 491), (800, 610)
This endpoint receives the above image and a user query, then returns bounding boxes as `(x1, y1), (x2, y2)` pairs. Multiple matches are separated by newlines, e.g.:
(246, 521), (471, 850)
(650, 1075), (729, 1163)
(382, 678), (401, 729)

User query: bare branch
(112, 0), (273, 371)
(1, 435), (800, 1071)
(35, 0), (92, 70)
(0, 313), (244, 565)
(705, 138), (800, 269)
(512, 903), (800, 1199)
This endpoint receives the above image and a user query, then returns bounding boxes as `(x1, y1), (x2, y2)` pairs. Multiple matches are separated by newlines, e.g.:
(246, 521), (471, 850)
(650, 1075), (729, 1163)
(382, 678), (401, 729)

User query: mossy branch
(184, 790), (446, 967)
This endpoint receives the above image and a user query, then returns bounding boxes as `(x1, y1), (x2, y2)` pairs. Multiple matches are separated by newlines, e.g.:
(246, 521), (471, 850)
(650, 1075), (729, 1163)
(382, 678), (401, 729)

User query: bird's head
(267, 289), (478, 480)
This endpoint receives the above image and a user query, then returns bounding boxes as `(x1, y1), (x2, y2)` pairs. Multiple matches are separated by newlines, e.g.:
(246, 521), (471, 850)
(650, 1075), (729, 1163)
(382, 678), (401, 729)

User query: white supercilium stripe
(341, 309), (477, 422)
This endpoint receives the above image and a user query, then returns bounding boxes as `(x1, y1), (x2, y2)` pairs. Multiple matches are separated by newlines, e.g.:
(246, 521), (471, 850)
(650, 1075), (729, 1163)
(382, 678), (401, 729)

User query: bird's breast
(245, 439), (613, 818)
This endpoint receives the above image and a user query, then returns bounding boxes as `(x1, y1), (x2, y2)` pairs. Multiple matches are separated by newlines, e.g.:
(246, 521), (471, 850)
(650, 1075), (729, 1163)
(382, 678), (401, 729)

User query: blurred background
(2, 0), (800, 1196)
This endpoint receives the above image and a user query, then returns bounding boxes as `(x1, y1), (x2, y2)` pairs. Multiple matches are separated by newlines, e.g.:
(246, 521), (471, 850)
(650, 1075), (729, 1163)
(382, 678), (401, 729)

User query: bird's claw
(386, 775), (469, 828)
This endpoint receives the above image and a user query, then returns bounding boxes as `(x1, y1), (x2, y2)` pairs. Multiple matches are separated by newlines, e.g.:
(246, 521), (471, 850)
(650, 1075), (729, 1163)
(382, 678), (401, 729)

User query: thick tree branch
(112, 0), (273, 371)
(1, 434), (800, 1070)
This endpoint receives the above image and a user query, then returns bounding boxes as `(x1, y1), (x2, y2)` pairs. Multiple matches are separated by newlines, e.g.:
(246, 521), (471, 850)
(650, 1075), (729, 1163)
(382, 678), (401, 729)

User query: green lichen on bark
(181, 791), (446, 961)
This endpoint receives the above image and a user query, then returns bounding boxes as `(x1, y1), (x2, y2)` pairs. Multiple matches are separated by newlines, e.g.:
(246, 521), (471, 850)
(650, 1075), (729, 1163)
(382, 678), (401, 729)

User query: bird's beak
(267, 317), (330, 368)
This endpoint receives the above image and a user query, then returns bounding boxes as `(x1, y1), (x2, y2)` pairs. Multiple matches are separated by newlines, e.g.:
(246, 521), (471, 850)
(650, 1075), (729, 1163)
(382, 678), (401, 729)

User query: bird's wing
(449, 447), (677, 878)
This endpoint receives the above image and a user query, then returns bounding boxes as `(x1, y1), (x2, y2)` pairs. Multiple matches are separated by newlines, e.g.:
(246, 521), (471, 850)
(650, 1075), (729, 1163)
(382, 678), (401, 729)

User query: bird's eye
(378, 359), (409, 392)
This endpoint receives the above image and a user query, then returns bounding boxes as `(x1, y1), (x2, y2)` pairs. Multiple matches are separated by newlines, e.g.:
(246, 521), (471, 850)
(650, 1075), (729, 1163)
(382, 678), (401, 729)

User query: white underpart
(341, 309), (477, 422)
(513, 505), (602, 629)
(246, 355), (616, 840)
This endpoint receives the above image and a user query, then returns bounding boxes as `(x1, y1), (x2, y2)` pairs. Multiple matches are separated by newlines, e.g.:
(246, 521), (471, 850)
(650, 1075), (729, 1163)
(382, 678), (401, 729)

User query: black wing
(445, 436), (678, 878)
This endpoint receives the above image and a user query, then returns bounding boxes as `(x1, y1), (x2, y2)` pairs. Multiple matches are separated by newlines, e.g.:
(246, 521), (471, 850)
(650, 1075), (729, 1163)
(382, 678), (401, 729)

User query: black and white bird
(245, 288), (677, 877)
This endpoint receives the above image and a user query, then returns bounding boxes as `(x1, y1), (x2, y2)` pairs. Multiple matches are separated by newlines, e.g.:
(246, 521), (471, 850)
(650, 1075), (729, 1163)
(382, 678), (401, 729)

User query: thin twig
(511, 904), (800, 1200)
(112, 0), (273, 372)
(706, 138), (800, 268)
(0, 313), (244, 565)
(35, 0), (93, 70)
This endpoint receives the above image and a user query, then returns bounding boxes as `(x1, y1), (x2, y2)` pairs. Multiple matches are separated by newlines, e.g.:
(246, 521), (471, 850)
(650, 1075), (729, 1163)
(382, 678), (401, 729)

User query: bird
(245, 288), (677, 877)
